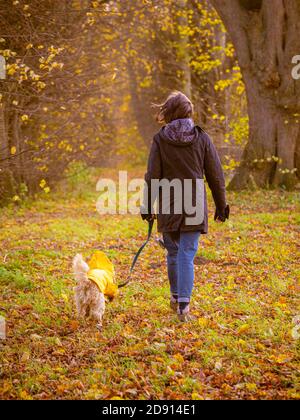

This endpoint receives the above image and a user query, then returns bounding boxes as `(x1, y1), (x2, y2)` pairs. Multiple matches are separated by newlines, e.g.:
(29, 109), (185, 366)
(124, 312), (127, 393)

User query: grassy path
(0, 170), (299, 399)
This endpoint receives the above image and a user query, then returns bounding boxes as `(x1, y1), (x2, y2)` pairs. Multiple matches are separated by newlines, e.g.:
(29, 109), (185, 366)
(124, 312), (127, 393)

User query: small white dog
(73, 251), (118, 330)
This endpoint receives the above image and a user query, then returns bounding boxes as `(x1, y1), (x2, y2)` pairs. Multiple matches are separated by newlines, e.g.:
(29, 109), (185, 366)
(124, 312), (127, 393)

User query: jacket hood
(88, 250), (114, 275)
(160, 118), (198, 146)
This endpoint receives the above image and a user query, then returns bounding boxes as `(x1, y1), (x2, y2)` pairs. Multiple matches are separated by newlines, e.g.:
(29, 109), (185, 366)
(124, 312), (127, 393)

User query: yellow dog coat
(87, 251), (118, 299)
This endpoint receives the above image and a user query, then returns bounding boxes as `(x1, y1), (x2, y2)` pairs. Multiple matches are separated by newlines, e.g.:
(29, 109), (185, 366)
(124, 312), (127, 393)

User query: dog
(72, 250), (119, 330)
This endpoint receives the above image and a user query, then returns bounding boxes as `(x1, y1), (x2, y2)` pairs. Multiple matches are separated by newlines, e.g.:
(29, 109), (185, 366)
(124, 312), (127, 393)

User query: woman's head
(154, 91), (194, 124)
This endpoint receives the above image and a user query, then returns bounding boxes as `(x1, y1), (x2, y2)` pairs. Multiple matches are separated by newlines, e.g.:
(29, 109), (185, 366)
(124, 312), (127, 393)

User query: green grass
(0, 266), (33, 290)
(0, 168), (299, 400)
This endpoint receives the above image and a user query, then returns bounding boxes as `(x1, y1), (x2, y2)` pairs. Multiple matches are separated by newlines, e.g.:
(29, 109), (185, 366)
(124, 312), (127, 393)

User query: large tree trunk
(211, 0), (300, 189)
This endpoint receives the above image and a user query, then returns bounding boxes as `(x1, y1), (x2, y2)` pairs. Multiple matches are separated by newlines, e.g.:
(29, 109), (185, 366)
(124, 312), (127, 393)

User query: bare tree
(0, 0), (116, 202)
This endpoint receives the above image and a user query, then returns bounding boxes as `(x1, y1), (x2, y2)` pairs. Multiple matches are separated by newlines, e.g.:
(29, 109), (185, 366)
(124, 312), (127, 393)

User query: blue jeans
(163, 231), (200, 303)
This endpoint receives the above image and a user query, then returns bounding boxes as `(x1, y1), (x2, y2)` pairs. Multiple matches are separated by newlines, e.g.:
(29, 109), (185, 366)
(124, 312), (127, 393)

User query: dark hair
(153, 91), (194, 124)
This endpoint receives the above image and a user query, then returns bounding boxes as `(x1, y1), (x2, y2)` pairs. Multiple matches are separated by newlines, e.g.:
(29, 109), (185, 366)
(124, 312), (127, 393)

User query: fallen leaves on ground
(0, 170), (299, 400)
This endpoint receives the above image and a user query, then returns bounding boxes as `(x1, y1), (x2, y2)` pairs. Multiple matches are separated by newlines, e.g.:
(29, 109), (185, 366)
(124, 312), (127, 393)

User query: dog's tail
(73, 254), (89, 282)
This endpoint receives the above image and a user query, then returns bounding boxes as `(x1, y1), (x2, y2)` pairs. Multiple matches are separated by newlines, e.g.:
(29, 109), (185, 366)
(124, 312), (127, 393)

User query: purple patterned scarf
(164, 118), (196, 143)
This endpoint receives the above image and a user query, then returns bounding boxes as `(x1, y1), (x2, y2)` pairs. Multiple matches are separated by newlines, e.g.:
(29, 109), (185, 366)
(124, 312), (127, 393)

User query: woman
(141, 91), (229, 321)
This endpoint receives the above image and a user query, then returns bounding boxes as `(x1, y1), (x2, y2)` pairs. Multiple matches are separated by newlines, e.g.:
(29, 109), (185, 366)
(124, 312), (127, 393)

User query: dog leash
(118, 218), (154, 288)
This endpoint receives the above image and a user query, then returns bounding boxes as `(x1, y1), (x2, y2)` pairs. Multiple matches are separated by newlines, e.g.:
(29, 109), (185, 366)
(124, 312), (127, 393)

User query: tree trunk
(177, 0), (192, 98)
(0, 103), (16, 202)
(211, 0), (300, 189)
(127, 57), (159, 147)
(0, 103), (6, 154)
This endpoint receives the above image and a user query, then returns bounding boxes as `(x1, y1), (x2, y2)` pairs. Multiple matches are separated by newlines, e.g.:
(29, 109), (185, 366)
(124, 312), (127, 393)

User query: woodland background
(0, 0), (300, 401)
(2, 0), (299, 204)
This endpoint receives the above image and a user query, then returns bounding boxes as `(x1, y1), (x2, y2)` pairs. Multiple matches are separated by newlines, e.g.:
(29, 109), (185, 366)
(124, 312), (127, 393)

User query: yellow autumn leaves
(3, 43), (64, 92)
(39, 179), (50, 194)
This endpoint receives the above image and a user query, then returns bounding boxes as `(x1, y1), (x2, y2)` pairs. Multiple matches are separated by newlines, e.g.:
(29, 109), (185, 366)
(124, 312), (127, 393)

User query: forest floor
(0, 168), (299, 400)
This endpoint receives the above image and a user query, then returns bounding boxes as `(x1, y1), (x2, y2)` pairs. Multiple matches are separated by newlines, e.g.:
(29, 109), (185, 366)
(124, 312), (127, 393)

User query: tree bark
(211, 0), (300, 189)
(127, 57), (159, 147)
(0, 102), (16, 202)
(0, 103), (6, 154)
(177, 0), (192, 98)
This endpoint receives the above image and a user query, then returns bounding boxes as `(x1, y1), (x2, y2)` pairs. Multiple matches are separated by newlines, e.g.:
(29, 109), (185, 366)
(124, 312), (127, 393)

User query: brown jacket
(143, 123), (226, 233)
